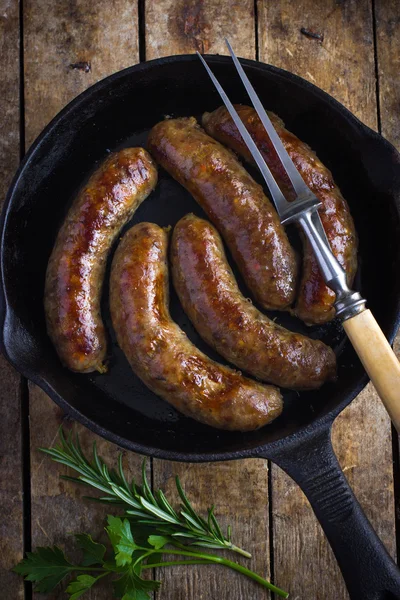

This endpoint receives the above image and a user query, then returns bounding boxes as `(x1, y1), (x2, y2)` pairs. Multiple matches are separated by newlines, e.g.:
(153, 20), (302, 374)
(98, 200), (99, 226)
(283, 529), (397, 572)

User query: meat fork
(197, 41), (400, 430)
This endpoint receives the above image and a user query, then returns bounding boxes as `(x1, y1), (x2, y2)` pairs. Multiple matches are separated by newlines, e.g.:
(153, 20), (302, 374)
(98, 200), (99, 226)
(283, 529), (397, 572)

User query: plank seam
(20, 378), (32, 600)
(254, 0), (259, 61)
(372, 0), (398, 565)
(268, 460), (275, 598)
(371, 0), (382, 135)
(19, 2), (31, 597)
(391, 424), (400, 563)
(138, 0), (146, 62)
(19, 0), (25, 159)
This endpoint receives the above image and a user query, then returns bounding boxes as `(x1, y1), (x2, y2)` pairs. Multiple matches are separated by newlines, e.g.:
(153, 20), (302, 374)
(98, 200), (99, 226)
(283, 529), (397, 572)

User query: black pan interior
(2, 55), (400, 460)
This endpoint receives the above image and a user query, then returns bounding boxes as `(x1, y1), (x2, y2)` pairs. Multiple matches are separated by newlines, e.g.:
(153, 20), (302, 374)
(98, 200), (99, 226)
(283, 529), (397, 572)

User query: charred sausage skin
(45, 148), (158, 373)
(109, 222), (283, 431)
(172, 214), (336, 390)
(147, 117), (298, 311)
(202, 106), (358, 325)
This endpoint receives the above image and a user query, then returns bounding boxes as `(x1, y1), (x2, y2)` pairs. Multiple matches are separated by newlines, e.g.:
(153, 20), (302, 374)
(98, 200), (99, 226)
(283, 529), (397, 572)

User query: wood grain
(23, 1), (142, 598)
(258, 0), (376, 129)
(145, 2), (274, 598)
(23, 0), (139, 148)
(153, 461), (272, 600)
(0, 0), (23, 596)
(374, 0), (400, 553)
(145, 0), (255, 59)
(28, 388), (145, 599)
(0, 362), (23, 599)
(375, 0), (400, 150)
(258, 0), (396, 597)
(7, 2), (398, 600)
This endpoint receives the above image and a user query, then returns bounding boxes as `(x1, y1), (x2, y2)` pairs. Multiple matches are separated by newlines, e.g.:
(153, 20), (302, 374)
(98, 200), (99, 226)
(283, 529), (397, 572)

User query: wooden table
(1, 1), (399, 598)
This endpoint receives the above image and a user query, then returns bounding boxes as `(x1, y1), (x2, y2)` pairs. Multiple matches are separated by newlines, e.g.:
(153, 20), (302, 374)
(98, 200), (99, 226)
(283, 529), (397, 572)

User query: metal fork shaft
(296, 207), (366, 320)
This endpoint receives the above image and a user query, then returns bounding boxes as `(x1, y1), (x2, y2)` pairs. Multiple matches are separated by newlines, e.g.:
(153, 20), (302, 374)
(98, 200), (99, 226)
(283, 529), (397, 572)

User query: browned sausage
(202, 106), (358, 325)
(172, 214), (336, 390)
(147, 117), (298, 311)
(45, 148), (158, 373)
(109, 222), (283, 431)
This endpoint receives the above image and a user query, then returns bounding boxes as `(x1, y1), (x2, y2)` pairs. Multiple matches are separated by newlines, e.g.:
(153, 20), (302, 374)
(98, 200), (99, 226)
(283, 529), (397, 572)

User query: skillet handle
(263, 426), (400, 600)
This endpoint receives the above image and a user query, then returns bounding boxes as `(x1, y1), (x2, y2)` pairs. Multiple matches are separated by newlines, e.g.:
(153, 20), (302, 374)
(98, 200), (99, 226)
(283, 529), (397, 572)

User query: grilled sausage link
(147, 117), (298, 311)
(172, 215), (336, 390)
(109, 222), (283, 431)
(45, 148), (158, 373)
(203, 106), (358, 325)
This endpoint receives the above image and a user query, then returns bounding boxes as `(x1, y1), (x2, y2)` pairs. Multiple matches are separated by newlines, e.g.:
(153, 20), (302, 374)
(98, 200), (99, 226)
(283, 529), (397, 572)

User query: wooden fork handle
(343, 309), (400, 431)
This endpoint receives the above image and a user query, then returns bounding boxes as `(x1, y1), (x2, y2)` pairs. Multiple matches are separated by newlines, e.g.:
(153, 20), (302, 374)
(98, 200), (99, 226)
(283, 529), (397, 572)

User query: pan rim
(1, 54), (400, 461)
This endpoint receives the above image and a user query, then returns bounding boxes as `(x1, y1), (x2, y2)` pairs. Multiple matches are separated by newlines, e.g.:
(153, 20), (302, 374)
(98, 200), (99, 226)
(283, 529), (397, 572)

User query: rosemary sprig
(40, 429), (250, 558)
(15, 430), (290, 598)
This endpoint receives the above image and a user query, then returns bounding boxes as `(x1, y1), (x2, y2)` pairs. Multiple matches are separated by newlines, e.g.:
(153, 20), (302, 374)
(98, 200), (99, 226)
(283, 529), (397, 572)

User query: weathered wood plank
(258, 0), (396, 597)
(28, 389), (145, 599)
(374, 0), (400, 554)
(0, 363), (23, 599)
(145, 3), (274, 598)
(374, 0), (400, 150)
(23, 0), (142, 597)
(145, 0), (255, 59)
(153, 460), (272, 600)
(0, 0), (23, 596)
(258, 0), (376, 129)
(23, 0), (139, 149)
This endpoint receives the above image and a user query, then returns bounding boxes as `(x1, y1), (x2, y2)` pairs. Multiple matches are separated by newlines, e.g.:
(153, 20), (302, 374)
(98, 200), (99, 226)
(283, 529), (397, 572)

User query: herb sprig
(14, 430), (289, 599)
(15, 515), (288, 598)
(40, 429), (250, 557)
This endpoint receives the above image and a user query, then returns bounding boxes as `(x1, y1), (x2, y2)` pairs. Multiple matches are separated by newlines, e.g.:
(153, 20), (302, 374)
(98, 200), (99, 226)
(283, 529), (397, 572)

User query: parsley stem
(93, 571), (110, 580)
(68, 567), (106, 572)
(133, 550), (154, 568)
(144, 560), (213, 568)
(157, 549), (288, 598)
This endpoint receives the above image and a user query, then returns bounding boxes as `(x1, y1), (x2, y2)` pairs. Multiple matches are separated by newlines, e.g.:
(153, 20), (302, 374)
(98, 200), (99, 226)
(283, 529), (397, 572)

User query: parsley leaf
(122, 591), (151, 600)
(113, 568), (160, 600)
(106, 516), (140, 567)
(147, 535), (169, 550)
(13, 546), (74, 593)
(66, 574), (99, 599)
(14, 430), (289, 599)
(75, 533), (106, 566)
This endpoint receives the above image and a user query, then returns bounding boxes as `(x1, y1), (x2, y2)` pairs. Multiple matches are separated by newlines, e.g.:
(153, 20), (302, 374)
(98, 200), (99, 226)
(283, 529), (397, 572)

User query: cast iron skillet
(2, 55), (400, 599)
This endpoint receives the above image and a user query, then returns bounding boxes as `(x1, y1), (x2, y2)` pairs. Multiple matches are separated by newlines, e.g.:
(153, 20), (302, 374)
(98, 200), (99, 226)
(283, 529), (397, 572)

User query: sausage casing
(109, 222), (283, 431)
(45, 148), (158, 372)
(172, 214), (336, 390)
(202, 106), (358, 324)
(147, 117), (298, 311)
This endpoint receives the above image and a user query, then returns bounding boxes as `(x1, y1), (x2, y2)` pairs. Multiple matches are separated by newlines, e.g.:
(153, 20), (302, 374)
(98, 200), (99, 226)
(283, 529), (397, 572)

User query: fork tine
(225, 39), (308, 197)
(196, 52), (290, 215)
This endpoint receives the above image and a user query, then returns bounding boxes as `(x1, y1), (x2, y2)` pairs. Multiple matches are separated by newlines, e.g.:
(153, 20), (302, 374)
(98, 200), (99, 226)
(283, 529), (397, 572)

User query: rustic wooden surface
(22, 0), (143, 598)
(23, 0), (139, 149)
(375, 0), (400, 555)
(146, 3), (274, 598)
(258, 1), (397, 597)
(0, 0), (24, 597)
(375, 0), (400, 150)
(1, 0), (399, 599)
